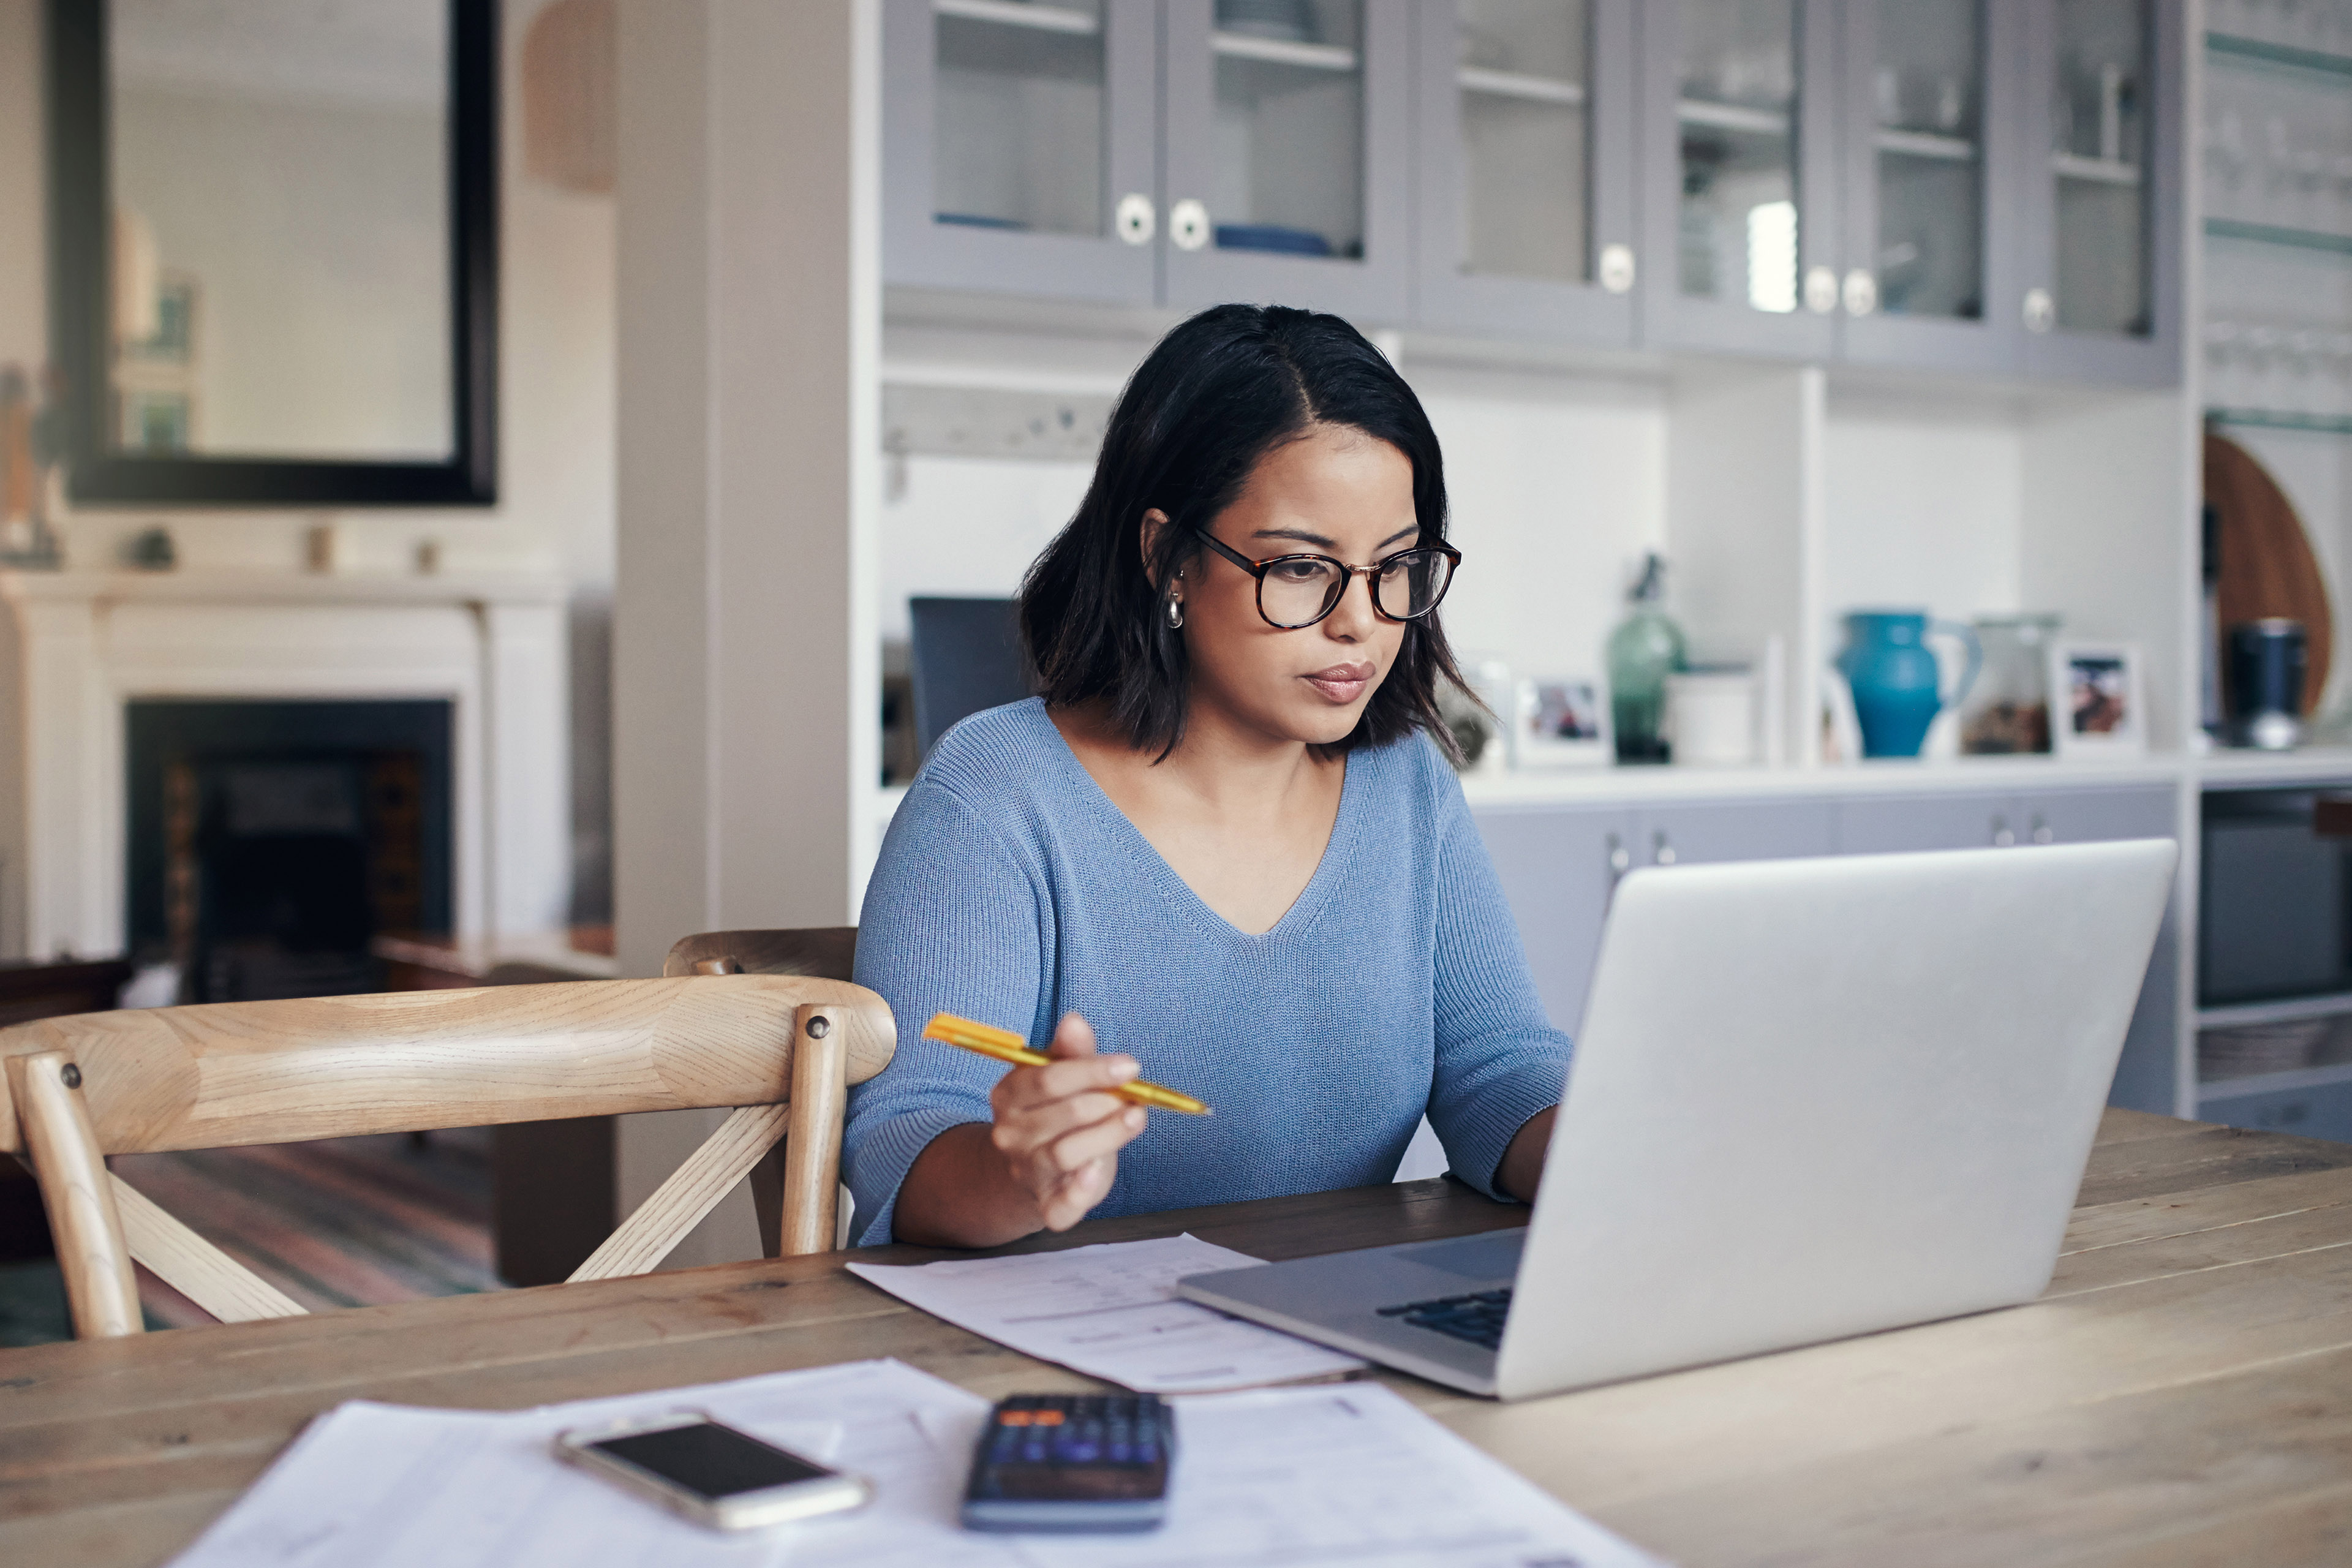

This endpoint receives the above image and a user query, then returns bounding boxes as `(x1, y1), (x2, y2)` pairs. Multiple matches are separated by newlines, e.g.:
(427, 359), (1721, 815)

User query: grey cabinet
(1834, 1), (2029, 372)
(1411, 1), (1642, 345)
(2017, 0), (2187, 386)
(1837, 783), (2180, 1114)
(882, 0), (1159, 305)
(1638, 0), (1843, 358)
(1163, 0), (1416, 319)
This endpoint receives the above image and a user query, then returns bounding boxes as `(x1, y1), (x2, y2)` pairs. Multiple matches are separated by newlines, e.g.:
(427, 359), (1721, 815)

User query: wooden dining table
(6, 1106), (2352, 1566)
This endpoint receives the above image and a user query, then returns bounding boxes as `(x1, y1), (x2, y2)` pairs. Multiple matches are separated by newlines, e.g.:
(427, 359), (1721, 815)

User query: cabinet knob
(2022, 288), (2056, 333)
(1653, 830), (1676, 867)
(1803, 266), (1839, 315)
(1992, 813), (2016, 848)
(1607, 832), (1630, 876)
(1115, 193), (1155, 246)
(2031, 814), (2054, 845)
(1842, 268), (1878, 317)
(1169, 198), (1211, 252)
(1598, 243), (1636, 295)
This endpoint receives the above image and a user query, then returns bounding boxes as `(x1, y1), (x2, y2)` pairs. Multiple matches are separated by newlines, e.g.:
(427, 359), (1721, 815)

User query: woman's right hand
(989, 1012), (1148, 1232)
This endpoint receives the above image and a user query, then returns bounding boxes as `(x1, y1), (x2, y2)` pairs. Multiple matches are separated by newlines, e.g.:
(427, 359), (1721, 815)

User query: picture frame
(1515, 676), (1611, 768)
(2051, 642), (2146, 757)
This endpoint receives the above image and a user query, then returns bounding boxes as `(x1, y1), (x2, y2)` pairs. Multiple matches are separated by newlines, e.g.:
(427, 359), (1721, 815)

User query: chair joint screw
(59, 1063), (81, 1090)
(806, 1016), (831, 1039)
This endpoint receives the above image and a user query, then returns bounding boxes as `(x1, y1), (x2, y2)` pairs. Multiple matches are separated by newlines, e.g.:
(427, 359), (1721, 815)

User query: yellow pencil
(922, 1012), (1214, 1116)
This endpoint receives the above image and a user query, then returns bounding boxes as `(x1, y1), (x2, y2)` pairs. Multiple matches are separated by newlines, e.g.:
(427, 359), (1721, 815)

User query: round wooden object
(2204, 431), (2334, 715)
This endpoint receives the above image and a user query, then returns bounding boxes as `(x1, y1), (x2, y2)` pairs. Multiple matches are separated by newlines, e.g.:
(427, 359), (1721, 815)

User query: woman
(844, 304), (1569, 1249)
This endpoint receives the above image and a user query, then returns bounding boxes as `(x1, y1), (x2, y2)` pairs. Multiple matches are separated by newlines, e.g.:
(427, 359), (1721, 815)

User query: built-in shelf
(2052, 153), (2142, 186)
(2207, 405), (2352, 435)
(2198, 1058), (2352, 1101)
(1876, 128), (1975, 162)
(1677, 98), (1790, 137)
(1211, 31), (1357, 72)
(2199, 992), (2352, 1030)
(1458, 67), (1584, 107)
(933, 0), (1098, 36)
(2207, 30), (2352, 81)
(2204, 216), (2352, 255)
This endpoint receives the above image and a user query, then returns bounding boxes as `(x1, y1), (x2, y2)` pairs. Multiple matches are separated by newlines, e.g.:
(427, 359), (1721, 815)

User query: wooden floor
(0, 1129), (502, 1344)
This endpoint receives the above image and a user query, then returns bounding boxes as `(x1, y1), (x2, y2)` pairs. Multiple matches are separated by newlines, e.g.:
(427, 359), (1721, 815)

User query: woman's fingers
(1040, 1105), (1146, 1179)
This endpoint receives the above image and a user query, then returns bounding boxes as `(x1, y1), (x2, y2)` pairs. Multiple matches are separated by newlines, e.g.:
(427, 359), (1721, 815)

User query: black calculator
(960, 1392), (1176, 1533)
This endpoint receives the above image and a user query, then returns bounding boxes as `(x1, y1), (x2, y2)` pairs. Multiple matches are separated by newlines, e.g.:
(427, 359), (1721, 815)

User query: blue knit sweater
(843, 698), (1572, 1246)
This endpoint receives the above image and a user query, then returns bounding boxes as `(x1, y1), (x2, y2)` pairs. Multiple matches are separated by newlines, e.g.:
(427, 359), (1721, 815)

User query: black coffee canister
(2226, 619), (2308, 750)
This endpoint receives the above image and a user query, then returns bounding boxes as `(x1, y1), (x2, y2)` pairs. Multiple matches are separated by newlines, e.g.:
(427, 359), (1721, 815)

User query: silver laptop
(1178, 840), (2177, 1401)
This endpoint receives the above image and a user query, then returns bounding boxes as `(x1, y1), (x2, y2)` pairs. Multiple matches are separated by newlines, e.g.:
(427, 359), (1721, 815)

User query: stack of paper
(168, 1358), (1667, 1567)
(846, 1232), (1366, 1392)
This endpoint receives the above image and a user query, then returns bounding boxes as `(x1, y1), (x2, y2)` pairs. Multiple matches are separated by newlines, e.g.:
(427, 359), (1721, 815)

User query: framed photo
(1515, 677), (1611, 768)
(2052, 643), (2146, 757)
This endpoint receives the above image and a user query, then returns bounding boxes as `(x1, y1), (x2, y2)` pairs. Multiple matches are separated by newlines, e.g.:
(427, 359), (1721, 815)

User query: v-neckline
(1027, 699), (1362, 944)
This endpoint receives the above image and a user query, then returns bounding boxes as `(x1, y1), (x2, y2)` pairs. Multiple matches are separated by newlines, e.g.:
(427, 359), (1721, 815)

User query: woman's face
(1165, 423), (1419, 750)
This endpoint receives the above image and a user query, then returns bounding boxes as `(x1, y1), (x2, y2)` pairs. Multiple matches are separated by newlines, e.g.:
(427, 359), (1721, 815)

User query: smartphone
(553, 1412), (871, 1531)
(962, 1393), (1175, 1534)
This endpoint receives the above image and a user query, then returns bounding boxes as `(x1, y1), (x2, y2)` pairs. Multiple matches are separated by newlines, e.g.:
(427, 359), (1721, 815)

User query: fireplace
(127, 700), (454, 1001)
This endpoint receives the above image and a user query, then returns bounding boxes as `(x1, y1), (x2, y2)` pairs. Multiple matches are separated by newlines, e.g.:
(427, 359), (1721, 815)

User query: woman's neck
(1056, 696), (1333, 813)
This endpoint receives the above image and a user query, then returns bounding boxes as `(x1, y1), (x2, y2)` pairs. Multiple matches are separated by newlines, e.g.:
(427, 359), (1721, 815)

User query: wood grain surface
(7, 1109), (2352, 1566)
(2205, 430), (2335, 713)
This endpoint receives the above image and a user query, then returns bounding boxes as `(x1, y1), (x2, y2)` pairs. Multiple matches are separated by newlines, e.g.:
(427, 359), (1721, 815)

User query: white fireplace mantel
(0, 569), (571, 962)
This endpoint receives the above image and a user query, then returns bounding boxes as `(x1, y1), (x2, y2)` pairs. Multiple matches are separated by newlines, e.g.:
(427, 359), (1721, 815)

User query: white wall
(1822, 388), (2027, 626)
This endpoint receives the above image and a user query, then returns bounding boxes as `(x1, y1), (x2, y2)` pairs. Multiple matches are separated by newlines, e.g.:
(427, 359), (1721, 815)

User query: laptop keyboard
(1376, 1287), (1512, 1351)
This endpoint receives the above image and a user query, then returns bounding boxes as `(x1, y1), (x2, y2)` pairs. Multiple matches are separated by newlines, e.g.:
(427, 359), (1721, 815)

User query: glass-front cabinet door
(1161, 0), (1412, 318)
(1413, 1), (1638, 344)
(2021, 0), (2184, 383)
(1641, 0), (1841, 355)
(1839, 1), (2024, 369)
(881, 0), (1159, 304)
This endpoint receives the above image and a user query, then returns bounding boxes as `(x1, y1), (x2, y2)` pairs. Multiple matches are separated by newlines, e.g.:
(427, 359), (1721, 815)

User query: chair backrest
(663, 927), (858, 981)
(0, 974), (893, 1340)
(908, 595), (1030, 756)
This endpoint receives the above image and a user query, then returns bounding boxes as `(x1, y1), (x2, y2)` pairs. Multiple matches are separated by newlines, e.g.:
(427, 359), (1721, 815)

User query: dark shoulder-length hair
(1019, 303), (1468, 761)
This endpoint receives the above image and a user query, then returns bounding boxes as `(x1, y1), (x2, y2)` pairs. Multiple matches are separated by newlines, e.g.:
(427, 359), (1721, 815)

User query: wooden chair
(0, 974), (893, 1340)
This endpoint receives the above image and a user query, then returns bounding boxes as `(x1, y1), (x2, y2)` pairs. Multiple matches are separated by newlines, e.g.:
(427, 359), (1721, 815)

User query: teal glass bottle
(1607, 554), (1686, 763)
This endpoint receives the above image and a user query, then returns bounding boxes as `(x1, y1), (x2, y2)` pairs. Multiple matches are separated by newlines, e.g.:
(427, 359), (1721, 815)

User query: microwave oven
(2202, 789), (2352, 1005)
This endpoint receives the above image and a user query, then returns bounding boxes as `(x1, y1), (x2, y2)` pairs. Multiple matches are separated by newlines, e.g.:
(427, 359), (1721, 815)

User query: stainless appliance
(2201, 789), (2352, 1005)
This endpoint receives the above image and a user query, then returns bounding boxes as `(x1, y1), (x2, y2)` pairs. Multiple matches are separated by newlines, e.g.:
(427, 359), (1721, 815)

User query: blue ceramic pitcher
(1837, 611), (1983, 759)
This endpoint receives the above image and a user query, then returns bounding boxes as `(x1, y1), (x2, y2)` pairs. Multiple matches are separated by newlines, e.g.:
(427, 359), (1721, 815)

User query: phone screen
(589, 1422), (833, 1501)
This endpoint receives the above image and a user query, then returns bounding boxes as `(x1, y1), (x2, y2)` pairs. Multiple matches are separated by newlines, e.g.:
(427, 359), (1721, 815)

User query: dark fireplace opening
(127, 701), (453, 1003)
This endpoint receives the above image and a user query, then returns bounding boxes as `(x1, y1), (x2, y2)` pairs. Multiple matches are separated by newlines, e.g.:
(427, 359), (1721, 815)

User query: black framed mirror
(45, 0), (497, 507)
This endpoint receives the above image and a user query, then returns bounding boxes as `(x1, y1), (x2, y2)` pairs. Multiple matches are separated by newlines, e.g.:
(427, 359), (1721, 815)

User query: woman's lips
(1304, 662), (1376, 703)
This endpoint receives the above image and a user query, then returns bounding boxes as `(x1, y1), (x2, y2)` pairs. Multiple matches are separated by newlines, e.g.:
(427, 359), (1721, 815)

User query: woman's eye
(1272, 560), (1329, 583)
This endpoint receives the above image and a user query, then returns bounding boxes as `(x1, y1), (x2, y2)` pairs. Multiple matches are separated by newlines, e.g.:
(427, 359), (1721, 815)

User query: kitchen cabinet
(1412, 0), (1642, 345)
(1163, 0), (1416, 319)
(1834, 0), (2028, 372)
(881, 0), (1160, 305)
(1639, 0), (1844, 358)
(2018, 0), (2187, 386)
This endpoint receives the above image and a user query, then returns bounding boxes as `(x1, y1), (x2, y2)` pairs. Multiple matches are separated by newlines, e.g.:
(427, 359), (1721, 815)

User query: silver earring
(1165, 592), (1185, 630)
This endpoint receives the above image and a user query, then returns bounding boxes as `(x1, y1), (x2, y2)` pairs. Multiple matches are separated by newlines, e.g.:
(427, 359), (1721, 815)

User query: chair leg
(778, 1003), (848, 1257)
(6, 1050), (141, 1338)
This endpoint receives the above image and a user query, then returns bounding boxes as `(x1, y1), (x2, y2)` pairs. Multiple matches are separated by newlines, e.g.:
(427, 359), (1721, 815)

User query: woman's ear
(1139, 508), (1172, 587)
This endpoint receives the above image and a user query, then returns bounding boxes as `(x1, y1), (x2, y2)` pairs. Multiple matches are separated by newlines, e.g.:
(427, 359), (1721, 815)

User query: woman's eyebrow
(1250, 524), (1421, 551)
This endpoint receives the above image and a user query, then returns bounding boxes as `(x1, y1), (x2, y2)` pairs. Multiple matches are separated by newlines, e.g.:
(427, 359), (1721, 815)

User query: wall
(0, 0), (618, 941)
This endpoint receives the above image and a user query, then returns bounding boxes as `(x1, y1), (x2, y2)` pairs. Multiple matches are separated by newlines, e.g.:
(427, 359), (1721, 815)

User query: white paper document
(170, 1357), (1667, 1568)
(846, 1232), (1366, 1392)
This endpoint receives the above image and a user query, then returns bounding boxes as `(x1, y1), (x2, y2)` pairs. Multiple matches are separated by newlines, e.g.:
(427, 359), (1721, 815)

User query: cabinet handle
(1842, 268), (1878, 317)
(1803, 265), (1839, 315)
(1115, 193), (1155, 246)
(1598, 243), (1636, 294)
(2031, 814), (2054, 845)
(1607, 832), (1631, 877)
(1653, 830), (1676, 867)
(1991, 813), (2016, 848)
(1169, 198), (1211, 252)
(2022, 288), (2056, 334)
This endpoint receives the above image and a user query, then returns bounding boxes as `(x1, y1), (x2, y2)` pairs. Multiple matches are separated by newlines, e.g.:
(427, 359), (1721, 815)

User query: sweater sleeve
(1425, 783), (1574, 1200)
(843, 778), (1052, 1245)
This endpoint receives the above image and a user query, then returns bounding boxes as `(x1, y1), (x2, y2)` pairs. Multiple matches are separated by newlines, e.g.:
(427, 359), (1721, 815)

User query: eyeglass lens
(1259, 551), (1455, 628)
